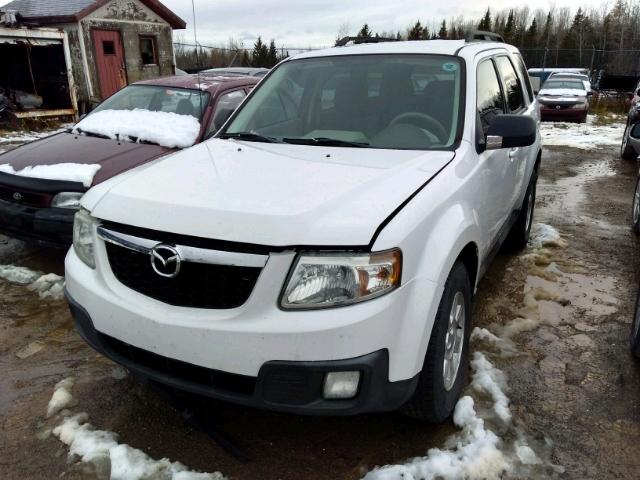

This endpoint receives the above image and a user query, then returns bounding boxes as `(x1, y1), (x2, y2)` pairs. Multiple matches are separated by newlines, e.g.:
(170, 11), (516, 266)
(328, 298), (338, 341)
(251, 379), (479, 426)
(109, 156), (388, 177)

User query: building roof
(1, 0), (186, 29)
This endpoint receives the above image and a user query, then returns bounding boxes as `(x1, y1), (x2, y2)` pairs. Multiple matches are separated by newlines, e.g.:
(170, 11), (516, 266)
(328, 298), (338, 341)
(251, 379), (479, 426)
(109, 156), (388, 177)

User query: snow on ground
(529, 223), (566, 249)
(539, 114), (624, 150)
(0, 163), (101, 187)
(0, 126), (69, 145)
(48, 379), (225, 480)
(364, 353), (523, 480)
(73, 109), (201, 149)
(0, 264), (64, 300)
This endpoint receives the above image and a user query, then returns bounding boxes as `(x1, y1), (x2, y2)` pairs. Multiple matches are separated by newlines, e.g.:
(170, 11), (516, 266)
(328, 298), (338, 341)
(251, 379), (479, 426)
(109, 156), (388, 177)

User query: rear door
(92, 29), (127, 99)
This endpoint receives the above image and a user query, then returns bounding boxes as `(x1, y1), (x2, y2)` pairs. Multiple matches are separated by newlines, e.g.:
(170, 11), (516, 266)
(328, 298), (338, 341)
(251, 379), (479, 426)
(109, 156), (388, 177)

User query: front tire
(401, 261), (472, 423)
(503, 168), (538, 252)
(632, 175), (640, 234)
(621, 125), (637, 160)
(630, 289), (640, 358)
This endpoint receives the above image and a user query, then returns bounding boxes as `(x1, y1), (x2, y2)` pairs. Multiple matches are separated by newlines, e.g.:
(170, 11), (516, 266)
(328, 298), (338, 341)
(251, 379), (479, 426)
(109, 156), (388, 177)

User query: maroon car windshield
(91, 85), (210, 121)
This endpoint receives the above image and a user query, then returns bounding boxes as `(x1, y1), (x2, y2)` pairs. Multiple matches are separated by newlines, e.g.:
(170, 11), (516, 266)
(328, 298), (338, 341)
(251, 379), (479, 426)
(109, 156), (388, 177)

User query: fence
(520, 47), (640, 77)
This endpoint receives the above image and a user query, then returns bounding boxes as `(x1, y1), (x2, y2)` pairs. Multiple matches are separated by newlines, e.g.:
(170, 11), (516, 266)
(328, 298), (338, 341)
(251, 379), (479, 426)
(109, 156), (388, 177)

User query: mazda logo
(150, 244), (181, 278)
(12, 192), (23, 201)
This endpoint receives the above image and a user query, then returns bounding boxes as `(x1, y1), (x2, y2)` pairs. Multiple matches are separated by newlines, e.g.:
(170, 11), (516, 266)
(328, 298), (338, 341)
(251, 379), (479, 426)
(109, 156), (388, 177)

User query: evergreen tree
(438, 20), (448, 39)
(503, 10), (515, 42)
(525, 18), (538, 47)
(357, 23), (372, 37)
(267, 39), (278, 67)
(241, 50), (251, 67)
(541, 12), (553, 47)
(407, 21), (424, 40)
(479, 8), (492, 31)
(421, 25), (430, 40)
(251, 37), (269, 67)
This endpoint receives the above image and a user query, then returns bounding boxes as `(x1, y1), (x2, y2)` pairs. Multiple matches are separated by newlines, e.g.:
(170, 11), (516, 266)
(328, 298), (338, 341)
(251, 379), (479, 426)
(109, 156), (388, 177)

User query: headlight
(571, 102), (587, 109)
(280, 249), (402, 309)
(73, 208), (98, 268)
(51, 192), (83, 209)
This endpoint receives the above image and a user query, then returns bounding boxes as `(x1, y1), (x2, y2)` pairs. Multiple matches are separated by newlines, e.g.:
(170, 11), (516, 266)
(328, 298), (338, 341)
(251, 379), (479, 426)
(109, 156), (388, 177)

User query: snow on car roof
(290, 39), (510, 61)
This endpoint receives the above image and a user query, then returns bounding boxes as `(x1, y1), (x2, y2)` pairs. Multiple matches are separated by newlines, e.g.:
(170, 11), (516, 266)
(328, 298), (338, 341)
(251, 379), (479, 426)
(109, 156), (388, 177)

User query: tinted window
(495, 56), (525, 112)
(207, 89), (246, 136)
(477, 60), (505, 132)
(542, 80), (585, 91)
(225, 55), (463, 151)
(513, 54), (534, 102)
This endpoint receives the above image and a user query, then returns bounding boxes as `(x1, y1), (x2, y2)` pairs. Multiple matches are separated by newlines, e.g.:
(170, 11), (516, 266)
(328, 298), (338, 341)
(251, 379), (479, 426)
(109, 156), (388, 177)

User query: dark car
(0, 74), (257, 247)
(621, 91), (640, 160)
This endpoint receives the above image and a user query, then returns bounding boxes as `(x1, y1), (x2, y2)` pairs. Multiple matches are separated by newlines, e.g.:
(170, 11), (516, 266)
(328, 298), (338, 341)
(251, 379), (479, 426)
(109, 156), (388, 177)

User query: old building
(0, 0), (185, 119)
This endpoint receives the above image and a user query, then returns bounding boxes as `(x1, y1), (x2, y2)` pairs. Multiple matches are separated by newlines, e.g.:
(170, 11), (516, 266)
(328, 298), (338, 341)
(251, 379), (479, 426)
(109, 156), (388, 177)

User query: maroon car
(0, 73), (258, 247)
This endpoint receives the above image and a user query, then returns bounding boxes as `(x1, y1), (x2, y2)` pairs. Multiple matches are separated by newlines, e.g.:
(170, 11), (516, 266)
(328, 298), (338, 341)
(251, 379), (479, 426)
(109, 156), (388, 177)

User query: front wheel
(630, 289), (640, 358)
(401, 261), (472, 423)
(633, 175), (640, 234)
(621, 125), (637, 160)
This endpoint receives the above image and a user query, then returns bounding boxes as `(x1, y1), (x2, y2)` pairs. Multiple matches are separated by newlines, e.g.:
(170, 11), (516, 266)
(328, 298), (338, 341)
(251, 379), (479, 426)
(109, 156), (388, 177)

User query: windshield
(542, 80), (585, 91)
(223, 54), (463, 150)
(92, 85), (210, 120)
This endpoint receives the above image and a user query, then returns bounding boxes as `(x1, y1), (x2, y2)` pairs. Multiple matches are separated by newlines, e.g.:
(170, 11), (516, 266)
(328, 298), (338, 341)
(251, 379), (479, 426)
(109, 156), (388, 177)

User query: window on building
(139, 36), (157, 65)
(103, 40), (115, 55)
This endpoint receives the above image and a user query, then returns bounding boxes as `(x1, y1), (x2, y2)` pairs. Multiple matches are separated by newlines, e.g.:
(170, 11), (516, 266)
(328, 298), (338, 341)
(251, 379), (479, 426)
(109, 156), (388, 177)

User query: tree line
(346, 0), (640, 75)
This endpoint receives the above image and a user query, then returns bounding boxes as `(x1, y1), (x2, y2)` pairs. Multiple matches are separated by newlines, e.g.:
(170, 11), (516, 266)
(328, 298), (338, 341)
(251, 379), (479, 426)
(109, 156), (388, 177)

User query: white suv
(66, 38), (541, 422)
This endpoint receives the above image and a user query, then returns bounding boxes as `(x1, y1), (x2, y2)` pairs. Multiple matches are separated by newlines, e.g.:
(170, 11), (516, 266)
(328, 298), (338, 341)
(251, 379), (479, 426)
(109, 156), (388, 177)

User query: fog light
(323, 371), (360, 399)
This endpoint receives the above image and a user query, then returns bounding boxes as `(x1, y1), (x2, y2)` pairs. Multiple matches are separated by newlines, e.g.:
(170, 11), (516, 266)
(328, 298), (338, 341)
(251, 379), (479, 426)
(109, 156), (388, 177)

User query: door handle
(508, 148), (518, 160)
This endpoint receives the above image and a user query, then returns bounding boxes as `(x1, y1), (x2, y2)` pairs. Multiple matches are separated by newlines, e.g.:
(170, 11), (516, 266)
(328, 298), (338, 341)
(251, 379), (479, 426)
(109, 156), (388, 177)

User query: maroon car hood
(0, 132), (173, 186)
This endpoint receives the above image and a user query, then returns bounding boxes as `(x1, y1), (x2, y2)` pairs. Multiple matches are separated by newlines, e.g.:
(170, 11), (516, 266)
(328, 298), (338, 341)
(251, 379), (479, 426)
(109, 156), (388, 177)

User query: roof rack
(336, 36), (399, 47)
(465, 30), (505, 43)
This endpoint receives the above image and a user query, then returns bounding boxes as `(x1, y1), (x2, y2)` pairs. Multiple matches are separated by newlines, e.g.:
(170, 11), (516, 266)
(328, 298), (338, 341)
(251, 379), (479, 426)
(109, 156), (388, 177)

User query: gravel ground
(0, 124), (638, 479)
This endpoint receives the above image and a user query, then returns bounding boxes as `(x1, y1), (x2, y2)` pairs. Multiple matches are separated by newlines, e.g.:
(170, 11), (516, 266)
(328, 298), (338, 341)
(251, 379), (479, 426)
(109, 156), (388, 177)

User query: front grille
(105, 242), (262, 309)
(97, 333), (256, 395)
(0, 184), (49, 207)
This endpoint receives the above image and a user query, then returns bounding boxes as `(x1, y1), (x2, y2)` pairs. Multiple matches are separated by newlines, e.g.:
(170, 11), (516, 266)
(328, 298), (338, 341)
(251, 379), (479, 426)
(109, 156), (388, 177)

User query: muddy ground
(0, 141), (639, 479)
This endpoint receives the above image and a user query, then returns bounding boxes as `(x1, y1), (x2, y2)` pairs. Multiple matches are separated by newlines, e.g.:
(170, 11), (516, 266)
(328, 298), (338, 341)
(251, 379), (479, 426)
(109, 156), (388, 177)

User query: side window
(477, 60), (505, 133)
(495, 56), (525, 112)
(208, 90), (246, 136)
(513, 54), (534, 103)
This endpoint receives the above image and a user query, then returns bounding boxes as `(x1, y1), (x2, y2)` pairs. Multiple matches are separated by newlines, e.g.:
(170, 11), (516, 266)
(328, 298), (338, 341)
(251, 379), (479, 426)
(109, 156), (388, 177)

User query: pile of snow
(48, 378), (224, 480)
(0, 163), (100, 187)
(539, 115), (624, 150)
(364, 353), (519, 480)
(0, 264), (64, 300)
(74, 109), (201, 149)
(529, 223), (565, 248)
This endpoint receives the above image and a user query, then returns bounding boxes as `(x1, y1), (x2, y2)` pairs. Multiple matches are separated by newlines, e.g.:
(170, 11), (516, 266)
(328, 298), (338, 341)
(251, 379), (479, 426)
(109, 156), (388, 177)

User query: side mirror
(587, 91), (594, 96)
(485, 114), (537, 151)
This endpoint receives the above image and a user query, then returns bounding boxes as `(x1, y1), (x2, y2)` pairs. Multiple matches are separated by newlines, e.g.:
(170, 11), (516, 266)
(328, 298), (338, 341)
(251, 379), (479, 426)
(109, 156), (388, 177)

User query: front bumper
(540, 106), (588, 121)
(67, 290), (419, 415)
(0, 198), (74, 248)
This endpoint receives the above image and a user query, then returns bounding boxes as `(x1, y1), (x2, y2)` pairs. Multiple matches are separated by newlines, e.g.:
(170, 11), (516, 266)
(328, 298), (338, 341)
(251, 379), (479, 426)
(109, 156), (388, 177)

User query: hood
(87, 139), (455, 247)
(0, 132), (172, 186)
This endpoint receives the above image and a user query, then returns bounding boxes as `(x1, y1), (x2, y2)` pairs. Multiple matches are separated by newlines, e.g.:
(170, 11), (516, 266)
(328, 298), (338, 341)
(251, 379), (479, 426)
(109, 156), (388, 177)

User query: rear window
(543, 80), (585, 91)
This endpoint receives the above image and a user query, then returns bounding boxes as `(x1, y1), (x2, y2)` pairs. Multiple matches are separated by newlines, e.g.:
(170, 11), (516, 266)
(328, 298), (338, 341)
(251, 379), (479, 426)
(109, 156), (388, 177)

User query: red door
(92, 29), (127, 99)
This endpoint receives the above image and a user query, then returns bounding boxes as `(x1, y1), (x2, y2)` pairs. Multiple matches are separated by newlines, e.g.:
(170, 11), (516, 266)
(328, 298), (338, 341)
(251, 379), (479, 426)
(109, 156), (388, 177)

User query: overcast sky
(1, 0), (608, 48)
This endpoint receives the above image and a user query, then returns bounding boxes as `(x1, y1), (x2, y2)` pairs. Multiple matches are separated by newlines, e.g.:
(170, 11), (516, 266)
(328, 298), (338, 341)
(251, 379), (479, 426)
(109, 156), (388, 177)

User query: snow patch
(74, 109), (201, 149)
(364, 366), (512, 480)
(28, 272), (65, 300)
(47, 378), (76, 417)
(0, 163), (101, 187)
(0, 265), (65, 299)
(48, 379), (225, 480)
(470, 352), (511, 424)
(539, 115), (624, 150)
(529, 223), (565, 248)
(0, 126), (69, 144)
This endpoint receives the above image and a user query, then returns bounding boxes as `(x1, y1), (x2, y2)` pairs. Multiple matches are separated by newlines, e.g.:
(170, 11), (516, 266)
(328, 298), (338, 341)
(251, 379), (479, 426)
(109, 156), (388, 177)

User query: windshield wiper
(282, 137), (370, 148)
(71, 127), (111, 140)
(219, 132), (282, 143)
